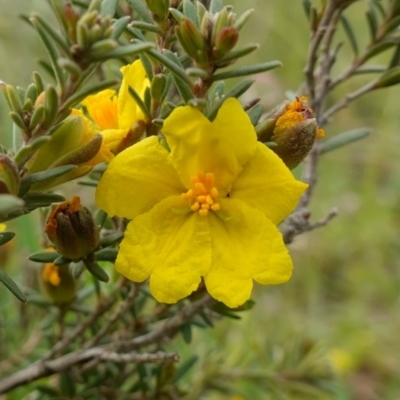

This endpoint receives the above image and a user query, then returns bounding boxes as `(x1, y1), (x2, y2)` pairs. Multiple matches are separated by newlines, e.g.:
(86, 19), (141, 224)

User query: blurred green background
(1, 0), (400, 399)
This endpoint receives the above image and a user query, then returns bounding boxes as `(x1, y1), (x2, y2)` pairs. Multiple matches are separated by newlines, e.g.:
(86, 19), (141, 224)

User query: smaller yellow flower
(42, 262), (61, 286)
(0, 224), (6, 232)
(80, 60), (150, 154)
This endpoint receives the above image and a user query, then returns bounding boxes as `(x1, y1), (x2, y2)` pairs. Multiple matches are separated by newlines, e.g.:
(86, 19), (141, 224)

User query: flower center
(181, 172), (221, 217)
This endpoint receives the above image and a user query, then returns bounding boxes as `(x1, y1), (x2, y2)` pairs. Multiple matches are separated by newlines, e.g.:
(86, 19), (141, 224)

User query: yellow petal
(204, 198), (293, 308)
(81, 89), (119, 130)
(118, 60), (150, 129)
(231, 142), (308, 225)
(96, 136), (185, 219)
(162, 98), (257, 194)
(115, 196), (211, 303)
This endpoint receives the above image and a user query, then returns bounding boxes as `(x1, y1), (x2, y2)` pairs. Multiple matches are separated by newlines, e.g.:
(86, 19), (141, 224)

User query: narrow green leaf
(23, 193), (65, 208)
(366, 9), (378, 41)
(362, 39), (398, 62)
(209, 0), (224, 14)
(128, 86), (151, 119)
(171, 355), (198, 384)
(302, 0), (312, 19)
(94, 247), (118, 262)
(0, 269), (26, 302)
(183, 0), (199, 27)
(29, 251), (60, 263)
(340, 15), (359, 57)
(207, 79), (254, 121)
(376, 66), (400, 87)
(247, 103), (263, 126)
(111, 16), (131, 39)
(84, 260), (109, 282)
(320, 128), (371, 154)
(389, 44), (400, 68)
(212, 61), (282, 81)
(186, 67), (208, 79)
(126, 0), (153, 23)
(354, 65), (386, 74)
(180, 323), (192, 344)
(216, 43), (259, 64)
(139, 53), (154, 81)
(99, 232), (124, 247)
(0, 231), (15, 246)
(30, 17), (65, 90)
(233, 9), (254, 31)
(53, 256), (70, 266)
(130, 21), (163, 34)
(101, 0), (118, 16)
(32, 13), (71, 55)
(146, 48), (193, 86)
(0, 194), (24, 215)
(19, 165), (77, 191)
(90, 42), (155, 60)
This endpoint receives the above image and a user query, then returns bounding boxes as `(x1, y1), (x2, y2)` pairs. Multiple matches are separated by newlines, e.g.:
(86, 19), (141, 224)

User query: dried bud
(45, 196), (99, 260)
(258, 97), (324, 169)
(214, 26), (239, 59)
(41, 250), (76, 305)
(0, 154), (20, 195)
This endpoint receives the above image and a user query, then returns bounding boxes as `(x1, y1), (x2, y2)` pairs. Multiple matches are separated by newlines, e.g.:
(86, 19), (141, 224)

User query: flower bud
(0, 155), (20, 195)
(258, 96), (325, 169)
(213, 26), (239, 59)
(41, 251), (76, 305)
(26, 114), (112, 190)
(45, 196), (99, 261)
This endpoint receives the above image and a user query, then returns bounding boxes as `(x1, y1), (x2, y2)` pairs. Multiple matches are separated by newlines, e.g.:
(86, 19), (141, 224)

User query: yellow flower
(0, 224), (6, 232)
(80, 60), (150, 154)
(273, 96), (325, 139)
(96, 99), (307, 308)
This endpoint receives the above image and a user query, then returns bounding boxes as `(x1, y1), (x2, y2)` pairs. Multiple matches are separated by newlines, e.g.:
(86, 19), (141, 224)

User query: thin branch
(321, 79), (377, 125)
(122, 293), (215, 350)
(83, 283), (139, 349)
(281, 207), (338, 244)
(303, 0), (338, 102)
(0, 349), (179, 394)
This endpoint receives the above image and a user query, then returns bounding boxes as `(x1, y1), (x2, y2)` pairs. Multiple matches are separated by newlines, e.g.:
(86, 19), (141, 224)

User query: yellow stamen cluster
(181, 172), (220, 217)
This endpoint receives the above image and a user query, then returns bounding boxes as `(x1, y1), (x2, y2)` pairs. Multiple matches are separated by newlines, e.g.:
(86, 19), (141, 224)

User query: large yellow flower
(96, 99), (307, 308)
(80, 60), (150, 153)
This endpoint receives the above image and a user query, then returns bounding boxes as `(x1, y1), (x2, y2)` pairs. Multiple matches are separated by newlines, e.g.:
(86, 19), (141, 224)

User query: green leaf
(99, 232), (124, 247)
(101, 0), (118, 16)
(302, 0), (312, 19)
(233, 9), (254, 31)
(389, 44), (400, 68)
(0, 231), (15, 246)
(216, 43), (259, 64)
(30, 16), (65, 90)
(212, 60), (282, 81)
(29, 251), (60, 263)
(0, 268), (26, 302)
(320, 128), (371, 154)
(376, 66), (400, 87)
(171, 355), (198, 384)
(60, 372), (76, 397)
(207, 79), (254, 121)
(340, 15), (359, 57)
(209, 0), (224, 14)
(180, 323), (192, 344)
(362, 38), (399, 63)
(94, 247), (118, 262)
(354, 65), (386, 74)
(126, 0), (153, 23)
(90, 42), (155, 60)
(53, 256), (70, 266)
(84, 260), (110, 282)
(128, 86), (151, 119)
(183, 0), (199, 27)
(19, 165), (77, 192)
(0, 194), (24, 215)
(247, 103), (263, 126)
(146, 48), (193, 86)
(366, 9), (378, 42)
(23, 192), (65, 206)
(130, 21), (163, 34)
(111, 16), (131, 39)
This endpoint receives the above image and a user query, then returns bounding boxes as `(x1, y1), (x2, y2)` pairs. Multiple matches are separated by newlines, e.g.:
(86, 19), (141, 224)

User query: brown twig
(0, 349), (179, 394)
